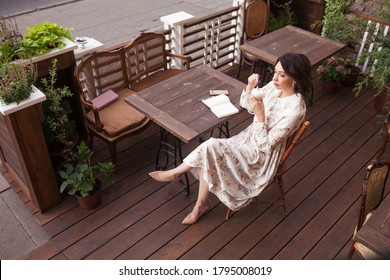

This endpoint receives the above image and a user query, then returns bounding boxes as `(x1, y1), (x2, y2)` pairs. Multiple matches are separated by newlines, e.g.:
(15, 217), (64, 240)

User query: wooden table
(125, 65), (246, 193)
(355, 194), (390, 259)
(240, 25), (346, 104)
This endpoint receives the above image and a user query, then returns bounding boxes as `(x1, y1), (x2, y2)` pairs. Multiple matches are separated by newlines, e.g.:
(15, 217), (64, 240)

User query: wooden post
(161, 11), (194, 69)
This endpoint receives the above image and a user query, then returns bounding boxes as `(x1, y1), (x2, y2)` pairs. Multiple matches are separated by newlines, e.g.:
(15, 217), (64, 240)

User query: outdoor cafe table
(239, 25), (346, 104)
(355, 193), (390, 259)
(125, 65), (246, 194)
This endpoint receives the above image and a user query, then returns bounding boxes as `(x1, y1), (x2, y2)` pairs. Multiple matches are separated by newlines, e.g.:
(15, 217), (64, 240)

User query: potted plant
(316, 55), (349, 93)
(59, 141), (115, 210)
(268, 0), (298, 32)
(353, 1), (390, 119)
(0, 58), (35, 105)
(354, 37), (390, 112)
(19, 21), (74, 56)
(0, 17), (23, 62)
(39, 58), (77, 165)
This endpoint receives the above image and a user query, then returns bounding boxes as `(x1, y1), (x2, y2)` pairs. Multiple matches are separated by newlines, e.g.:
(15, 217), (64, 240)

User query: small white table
(73, 38), (104, 60)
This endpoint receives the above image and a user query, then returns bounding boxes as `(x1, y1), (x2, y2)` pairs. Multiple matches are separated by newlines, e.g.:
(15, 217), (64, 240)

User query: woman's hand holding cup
(246, 73), (260, 93)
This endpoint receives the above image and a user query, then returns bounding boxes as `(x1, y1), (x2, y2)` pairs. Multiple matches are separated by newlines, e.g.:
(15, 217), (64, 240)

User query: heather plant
(0, 59), (35, 105)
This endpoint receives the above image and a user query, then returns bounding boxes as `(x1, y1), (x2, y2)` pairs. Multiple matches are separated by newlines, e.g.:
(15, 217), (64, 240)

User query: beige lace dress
(183, 81), (306, 211)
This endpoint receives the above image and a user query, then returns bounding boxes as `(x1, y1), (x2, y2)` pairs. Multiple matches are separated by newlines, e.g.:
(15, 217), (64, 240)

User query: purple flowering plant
(317, 56), (349, 86)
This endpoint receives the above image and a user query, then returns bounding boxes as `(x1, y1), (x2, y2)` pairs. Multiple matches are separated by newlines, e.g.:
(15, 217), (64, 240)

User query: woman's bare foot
(149, 170), (181, 182)
(182, 201), (210, 225)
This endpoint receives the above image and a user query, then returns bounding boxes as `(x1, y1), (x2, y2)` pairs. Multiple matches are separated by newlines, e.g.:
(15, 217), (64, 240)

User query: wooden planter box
(0, 86), (61, 212)
(0, 39), (86, 212)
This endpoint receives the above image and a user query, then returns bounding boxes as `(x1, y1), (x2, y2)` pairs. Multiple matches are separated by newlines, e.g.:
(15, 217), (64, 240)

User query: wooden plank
(4, 63), (386, 260)
(18, 240), (60, 260)
(126, 95), (199, 143)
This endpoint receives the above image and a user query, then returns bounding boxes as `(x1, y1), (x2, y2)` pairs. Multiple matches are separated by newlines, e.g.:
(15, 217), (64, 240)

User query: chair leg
(348, 241), (356, 259)
(251, 62), (255, 75)
(276, 176), (286, 215)
(107, 142), (118, 166)
(225, 208), (232, 220)
(236, 55), (244, 79)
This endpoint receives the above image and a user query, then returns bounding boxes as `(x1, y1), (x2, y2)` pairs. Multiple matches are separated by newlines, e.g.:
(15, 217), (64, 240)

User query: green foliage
(0, 59), (34, 105)
(59, 141), (115, 197)
(0, 17), (23, 62)
(312, 0), (366, 45)
(20, 21), (73, 56)
(39, 58), (76, 152)
(379, 0), (390, 20)
(354, 37), (390, 97)
(268, 1), (297, 32)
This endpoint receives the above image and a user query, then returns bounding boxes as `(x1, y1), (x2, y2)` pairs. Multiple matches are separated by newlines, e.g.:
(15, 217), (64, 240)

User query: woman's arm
(250, 112), (305, 152)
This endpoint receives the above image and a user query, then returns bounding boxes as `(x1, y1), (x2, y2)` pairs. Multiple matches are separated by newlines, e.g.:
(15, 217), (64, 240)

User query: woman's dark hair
(276, 52), (312, 97)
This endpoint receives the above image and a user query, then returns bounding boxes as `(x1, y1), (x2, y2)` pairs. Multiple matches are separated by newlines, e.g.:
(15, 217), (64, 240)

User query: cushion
(130, 69), (184, 92)
(91, 89), (119, 110)
(86, 88), (149, 137)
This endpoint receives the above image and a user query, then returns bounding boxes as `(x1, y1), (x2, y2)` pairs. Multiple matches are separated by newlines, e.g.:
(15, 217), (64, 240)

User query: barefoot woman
(150, 53), (311, 224)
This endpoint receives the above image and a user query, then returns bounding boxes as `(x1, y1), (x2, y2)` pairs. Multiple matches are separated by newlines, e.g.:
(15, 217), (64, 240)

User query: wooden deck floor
(3, 65), (389, 260)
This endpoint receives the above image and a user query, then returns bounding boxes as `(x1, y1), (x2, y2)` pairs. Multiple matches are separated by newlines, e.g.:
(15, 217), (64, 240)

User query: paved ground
(0, 0), (233, 260)
(0, 0), (80, 17)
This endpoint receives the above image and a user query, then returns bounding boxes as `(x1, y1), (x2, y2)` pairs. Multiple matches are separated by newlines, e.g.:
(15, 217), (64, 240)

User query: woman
(149, 52), (312, 224)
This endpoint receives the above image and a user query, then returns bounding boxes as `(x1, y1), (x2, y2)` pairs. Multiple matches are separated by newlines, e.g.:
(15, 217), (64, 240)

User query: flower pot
(342, 65), (360, 87)
(75, 180), (102, 210)
(374, 87), (390, 114)
(323, 81), (338, 94)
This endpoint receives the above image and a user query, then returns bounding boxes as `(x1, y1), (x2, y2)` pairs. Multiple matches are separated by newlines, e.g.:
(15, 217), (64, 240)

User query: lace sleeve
(250, 112), (304, 152)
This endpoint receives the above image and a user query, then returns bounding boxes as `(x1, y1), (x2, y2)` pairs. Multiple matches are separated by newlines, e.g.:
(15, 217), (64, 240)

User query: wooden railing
(161, 2), (243, 70)
(182, 6), (241, 69)
(352, 11), (390, 74)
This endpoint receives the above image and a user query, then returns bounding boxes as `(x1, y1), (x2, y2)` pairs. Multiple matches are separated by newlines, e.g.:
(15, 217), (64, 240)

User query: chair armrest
(79, 97), (104, 131)
(167, 52), (192, 70)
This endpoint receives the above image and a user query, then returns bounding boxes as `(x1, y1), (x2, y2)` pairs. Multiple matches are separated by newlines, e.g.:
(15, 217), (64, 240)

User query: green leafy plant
(39, 58), (76, 154)
(268, 0), (297, 32)
(353, 1), (390, 130)
(316, 56), (349, 86)
(59, 141), (115, 197)
(0, 59), (35, 105)
(311, 0), (366, 46)
(0, 17), (23, 62)
(20, 21), (73, 56)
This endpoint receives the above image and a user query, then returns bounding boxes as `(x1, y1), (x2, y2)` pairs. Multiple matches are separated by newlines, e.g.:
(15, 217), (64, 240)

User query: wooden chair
(350, 160), (390, 259)
(226, 120), (310, 220)
(236, 0), (270, 79)
(74, 33), (191, 165)
(74, 50), (150, 166)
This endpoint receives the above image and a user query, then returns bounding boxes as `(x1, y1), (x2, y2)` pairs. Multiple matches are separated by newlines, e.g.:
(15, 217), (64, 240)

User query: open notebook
(202, 94), (239, 118)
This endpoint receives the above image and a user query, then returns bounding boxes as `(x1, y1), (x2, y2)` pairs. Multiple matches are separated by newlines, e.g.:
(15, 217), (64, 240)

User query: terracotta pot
(342, 65), (361, 87)
(75, 180), (102, 210)
(374, 87), (390, 114)
(323, 81), (338, 94)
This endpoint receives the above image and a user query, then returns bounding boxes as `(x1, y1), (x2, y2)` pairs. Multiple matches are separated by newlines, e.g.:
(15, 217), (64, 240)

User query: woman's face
(272, 62), (294, 91)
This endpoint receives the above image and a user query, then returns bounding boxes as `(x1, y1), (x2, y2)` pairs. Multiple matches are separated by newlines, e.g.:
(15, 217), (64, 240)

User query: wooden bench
(74, 32), (191, 164)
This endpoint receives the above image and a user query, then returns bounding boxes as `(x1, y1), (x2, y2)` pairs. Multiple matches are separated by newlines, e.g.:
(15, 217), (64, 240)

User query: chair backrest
(357, 160), (390, 231)
(279, 120), (310, 168)
(74, 32), (170, 102)
(123, 32), (168, 84)
(75, 49), (127, 102)
(242, 0), (270, 41)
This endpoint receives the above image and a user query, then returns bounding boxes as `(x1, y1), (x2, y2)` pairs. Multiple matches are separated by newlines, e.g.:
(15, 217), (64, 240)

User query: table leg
(155, 128), (190, 195)
(198, 121), (230, 143)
